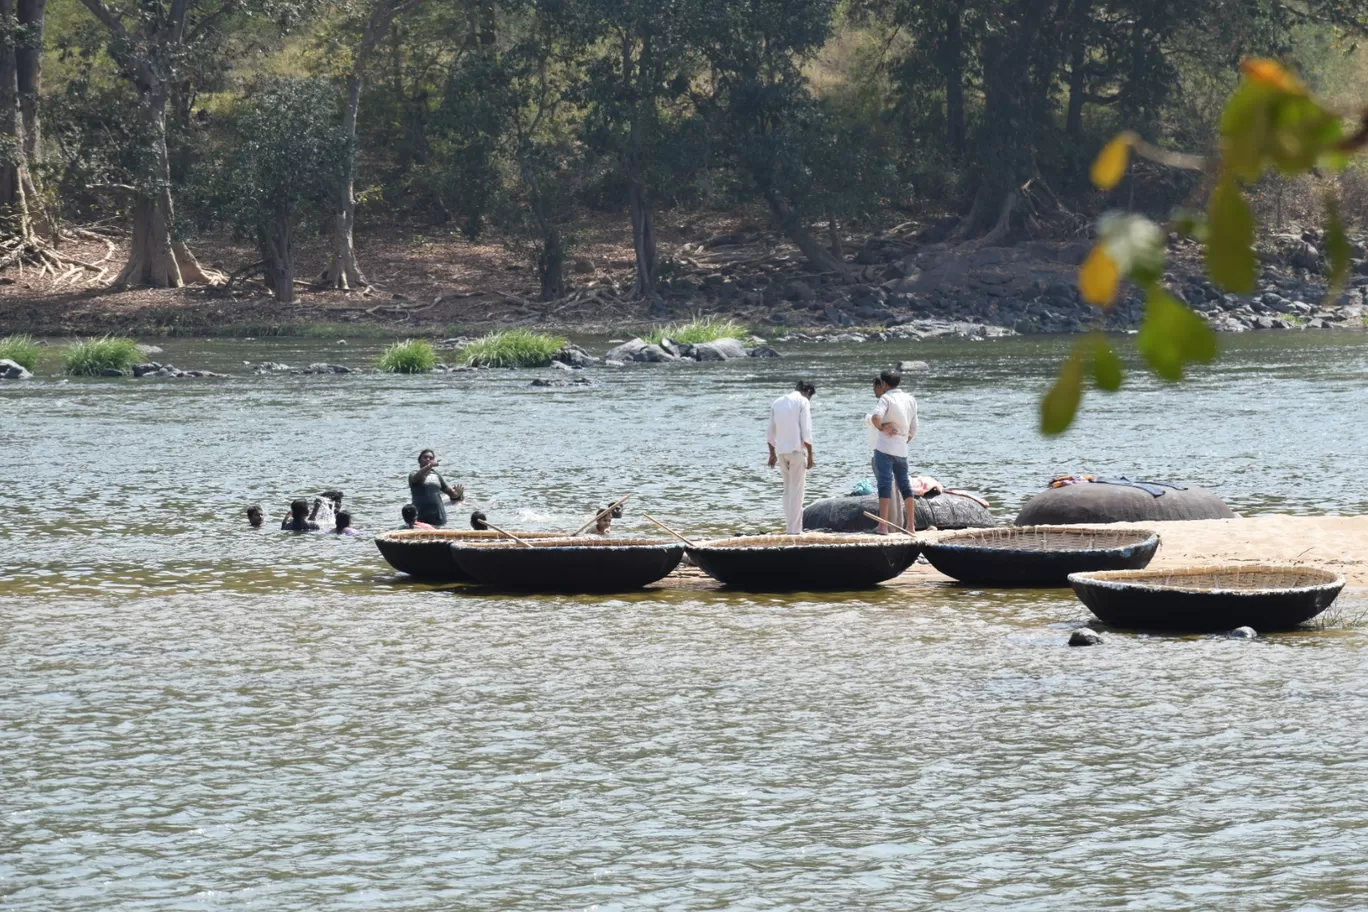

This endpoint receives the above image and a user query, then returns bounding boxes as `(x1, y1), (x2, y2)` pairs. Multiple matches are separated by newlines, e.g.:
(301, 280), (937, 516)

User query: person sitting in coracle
(401, 504), (435, 530)
(591, 503), (624, 535)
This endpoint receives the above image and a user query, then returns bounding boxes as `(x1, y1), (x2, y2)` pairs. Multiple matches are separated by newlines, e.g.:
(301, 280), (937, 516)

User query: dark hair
(418, 448), (435, 463)
(878, 369), (902, 389)
(608, 504), (623, 518)
(246, 505), (263, 516)
(335, 511), (351, 529)
(401, 504), (417, 521)
(795, 380), (816, 396)
(470, 510), (488, 530)
(321, 489), (344, 504)
(290, 499), (309, 518)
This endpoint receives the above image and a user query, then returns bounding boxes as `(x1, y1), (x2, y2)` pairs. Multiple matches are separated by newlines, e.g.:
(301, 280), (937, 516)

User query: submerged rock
(303, 363), (353, 374)
(1226, 626), (1258, 639)
(748, 345), (783, 358)
(1068, 628), (1103, 647)
(0, 358), (31, 380)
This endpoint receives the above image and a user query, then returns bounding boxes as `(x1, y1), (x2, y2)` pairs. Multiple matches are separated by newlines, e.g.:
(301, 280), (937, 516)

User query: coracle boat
(920, 526), (1159, 586)
(449, 538), (685, 593)
(375, 529), (564, 581)
(1069, 564), (1346, 632)
(687, 533), (921, 591)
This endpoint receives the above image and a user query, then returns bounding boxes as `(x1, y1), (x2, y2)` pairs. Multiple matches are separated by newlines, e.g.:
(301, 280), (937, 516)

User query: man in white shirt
(767, 380), (816, 534)
(868, 368), (918, 534)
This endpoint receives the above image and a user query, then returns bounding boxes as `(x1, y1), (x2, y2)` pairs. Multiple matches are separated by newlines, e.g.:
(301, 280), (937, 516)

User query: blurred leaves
(1206, 178), (1257, 294)
(1041, 350), (1085, 437)
(1090, 132), (1135, 190)
(1137, 287), (1217, 382)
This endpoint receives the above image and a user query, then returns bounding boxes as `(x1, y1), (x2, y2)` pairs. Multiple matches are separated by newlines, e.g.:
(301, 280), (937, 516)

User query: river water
(3, 332), (1367, 910)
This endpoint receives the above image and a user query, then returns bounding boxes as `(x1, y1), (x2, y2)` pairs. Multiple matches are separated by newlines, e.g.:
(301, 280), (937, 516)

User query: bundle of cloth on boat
(1017, 477), (1235, 525)
(1048, 474), (1189, 498)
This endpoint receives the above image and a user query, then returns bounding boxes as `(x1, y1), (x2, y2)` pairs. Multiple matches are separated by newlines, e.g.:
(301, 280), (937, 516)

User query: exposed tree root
(0, 233), (109, 286)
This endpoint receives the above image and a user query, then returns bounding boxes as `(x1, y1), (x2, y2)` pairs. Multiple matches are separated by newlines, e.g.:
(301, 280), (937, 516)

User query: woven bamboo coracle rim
(1070, 563), (1345, 594)
(450, 537), (679, 551)
(375, 529), (567, 544)
(930, 525), (1158, 553)
(692, 533), (917, 551)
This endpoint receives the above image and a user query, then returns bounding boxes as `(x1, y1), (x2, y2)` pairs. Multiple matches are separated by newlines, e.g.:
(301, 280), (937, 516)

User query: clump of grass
(461, 329), (567, 368)
(377, 339), (438, 373)
(62, 336), (141, 376)
(643, 316), (749, 345)
(0, 333), (41, 370)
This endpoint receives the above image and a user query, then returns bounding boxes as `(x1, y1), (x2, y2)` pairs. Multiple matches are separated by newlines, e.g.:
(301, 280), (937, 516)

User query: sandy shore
(906, 515), (1368, 588)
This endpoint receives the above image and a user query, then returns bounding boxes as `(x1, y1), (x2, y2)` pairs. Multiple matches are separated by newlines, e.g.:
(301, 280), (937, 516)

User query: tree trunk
(764, 189), (849, 277)
(628, 175), (657, 299)
(15, 0), (41, 167)
(0, 0), (33, 241)
(1064, 0), (1093, 138)
(940, 1), (966, 156)
(320, 71), (369, 289)
(261, 213), (295, 303)
(113, 92), (204, 287)
(826, 210), (842, 258)
(538, 224), (565, 300)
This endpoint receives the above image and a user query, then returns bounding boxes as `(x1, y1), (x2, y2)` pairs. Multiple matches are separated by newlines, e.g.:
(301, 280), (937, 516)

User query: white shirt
(872, 388), (917, 458)
(768, 390), (812, 454)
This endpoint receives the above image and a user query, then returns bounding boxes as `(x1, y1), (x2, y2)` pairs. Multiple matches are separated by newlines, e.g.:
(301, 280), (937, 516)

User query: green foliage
(461, 329), (567, 368)
(62, 336), (140, 376)
(642, 317), (748, 345)
(1206, 178), (1257, 293)
(0, 334), (41, 371)
(376, 339), (438, 373)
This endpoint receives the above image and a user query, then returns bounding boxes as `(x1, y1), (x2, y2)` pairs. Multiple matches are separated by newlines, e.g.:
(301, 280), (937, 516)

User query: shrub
(377, 339), (438, 373)
(461, 329), (567, 368)
(0, 334), (41, 371)
(62, 336), (140, 376)
(642, 317), (750, 345)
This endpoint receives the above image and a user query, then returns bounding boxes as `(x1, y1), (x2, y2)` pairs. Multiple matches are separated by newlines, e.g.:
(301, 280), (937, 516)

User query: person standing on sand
(767, 380), (816, 535)
(408, 449), (464, 527)
(869, 369), (918, 535)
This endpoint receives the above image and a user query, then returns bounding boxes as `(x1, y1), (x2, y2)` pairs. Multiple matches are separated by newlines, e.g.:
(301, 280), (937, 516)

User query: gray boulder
(1068, 628), (1103, 647)
(637, 344), (679, 363)
(552, 345), (595, 368)
(304, 363), (353, 374)
(748, 345), (783, 358)
(605, 338), (648, 362)
(0, 358), (32, 380)
(803, 492), (996, 533)
(692, 337), (748, 361)
(898, 360), (930, 373)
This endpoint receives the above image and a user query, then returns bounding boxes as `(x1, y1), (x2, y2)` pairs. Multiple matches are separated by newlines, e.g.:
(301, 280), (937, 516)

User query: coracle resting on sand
(375, 529), (565, 581)
(920, 526), (1160, 586)
(804, 492), (995, 533)
(687, 533), (921, 591)
(1069, 564), (1345, 632)
(449, 537), (685, 592)
(1015, 484), (1234, 525)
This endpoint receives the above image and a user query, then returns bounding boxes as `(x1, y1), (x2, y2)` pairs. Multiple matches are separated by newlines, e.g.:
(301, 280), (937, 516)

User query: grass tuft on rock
(62, 336), (141, 376)
(643, 317), (749, 345)
(0, 334), (41, 370)
(462, 329), (567, 368)
(377, 339), (438, 373)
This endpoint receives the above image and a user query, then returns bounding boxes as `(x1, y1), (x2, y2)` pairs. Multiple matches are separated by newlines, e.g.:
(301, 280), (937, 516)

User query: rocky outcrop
(0, 358), (31, 379)
(602, 336), (778, 363)
(132, 362), (225, 378)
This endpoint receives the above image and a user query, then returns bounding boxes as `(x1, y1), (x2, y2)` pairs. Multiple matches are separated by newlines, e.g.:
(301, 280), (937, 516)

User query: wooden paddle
(644, 514), (696, 547)
(572, 494), (633, 536)
(484, 521), (535, 548)
(863, 511), (917, 536)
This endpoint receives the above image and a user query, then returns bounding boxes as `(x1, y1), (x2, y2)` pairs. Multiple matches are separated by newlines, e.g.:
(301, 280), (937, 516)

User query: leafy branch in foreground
(1042, 58), (1361, 435)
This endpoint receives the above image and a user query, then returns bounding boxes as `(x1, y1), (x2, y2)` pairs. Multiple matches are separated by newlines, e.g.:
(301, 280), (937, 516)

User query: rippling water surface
(3, 332), (1368, 910)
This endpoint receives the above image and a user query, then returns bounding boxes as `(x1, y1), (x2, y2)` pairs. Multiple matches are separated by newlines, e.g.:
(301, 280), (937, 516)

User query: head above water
(795, 380), (816, 399)
(290, 499), (309, 520)
(418, 448), (436, 467)
(246, 505), (264, 527)
(874, 369), (902, 394)
(401, 504), (418, 525)
(470, 511), (488, 531)
(335, 511), (351, 531)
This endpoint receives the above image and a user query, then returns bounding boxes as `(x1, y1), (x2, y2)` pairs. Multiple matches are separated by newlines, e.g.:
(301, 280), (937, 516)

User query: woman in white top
(868, 368), (918, 534)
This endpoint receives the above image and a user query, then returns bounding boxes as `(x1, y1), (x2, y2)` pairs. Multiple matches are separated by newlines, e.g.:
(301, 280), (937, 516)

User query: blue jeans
(874, 450), (913, 500)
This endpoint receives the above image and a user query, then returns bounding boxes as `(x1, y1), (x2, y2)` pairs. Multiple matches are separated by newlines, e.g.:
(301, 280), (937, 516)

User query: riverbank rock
(1225, 626), (1258, 639)
(693, 338), (748, 361)
(254, 362), (292, 372)
(803, 491), (996, 533)
(1068, 628), (1103, 647)
(749, 345), (783, 358)
(133, 362), (225, 379)
(0, 358), (31, 379)
(530, 376), (593, 388)
(1015, 483), (1235, 525)
(302, 363), (353, 374)
(898, 360), (930, 373)
(605, 338), (649, 362)
(553, 344), (596, 368)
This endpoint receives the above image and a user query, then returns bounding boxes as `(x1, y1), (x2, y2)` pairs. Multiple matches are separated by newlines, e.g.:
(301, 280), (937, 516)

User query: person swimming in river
(332, 511), (360, 536)
(591, 503), (624, 535)
(246, 505), (265, 528)
(402, 504), (435, 530)
(408, 449), (464, 527)
(281, 498), (321, 532)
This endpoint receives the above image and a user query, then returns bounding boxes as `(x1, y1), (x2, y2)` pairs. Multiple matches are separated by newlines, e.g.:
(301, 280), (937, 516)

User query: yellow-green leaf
(1041, 350), (1085, 435)
(1091, 335), (1123, 392)
(1240, 58), (1306, 95)
(1220, 82), (1275, 181)
(1206, 179), (1257, 294)
(1079, 245), (1121, 306)
(1091, 132), (1135, 190)
(1137, 287), (1218, 383)
(1325, 193), (1351, 303)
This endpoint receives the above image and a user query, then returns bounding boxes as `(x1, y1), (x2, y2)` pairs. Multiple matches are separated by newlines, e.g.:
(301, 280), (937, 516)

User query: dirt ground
(0, 209), (777, 337)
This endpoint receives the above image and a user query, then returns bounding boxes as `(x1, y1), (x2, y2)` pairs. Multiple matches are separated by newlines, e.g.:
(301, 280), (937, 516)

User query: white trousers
(778, 451), (808, 534)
